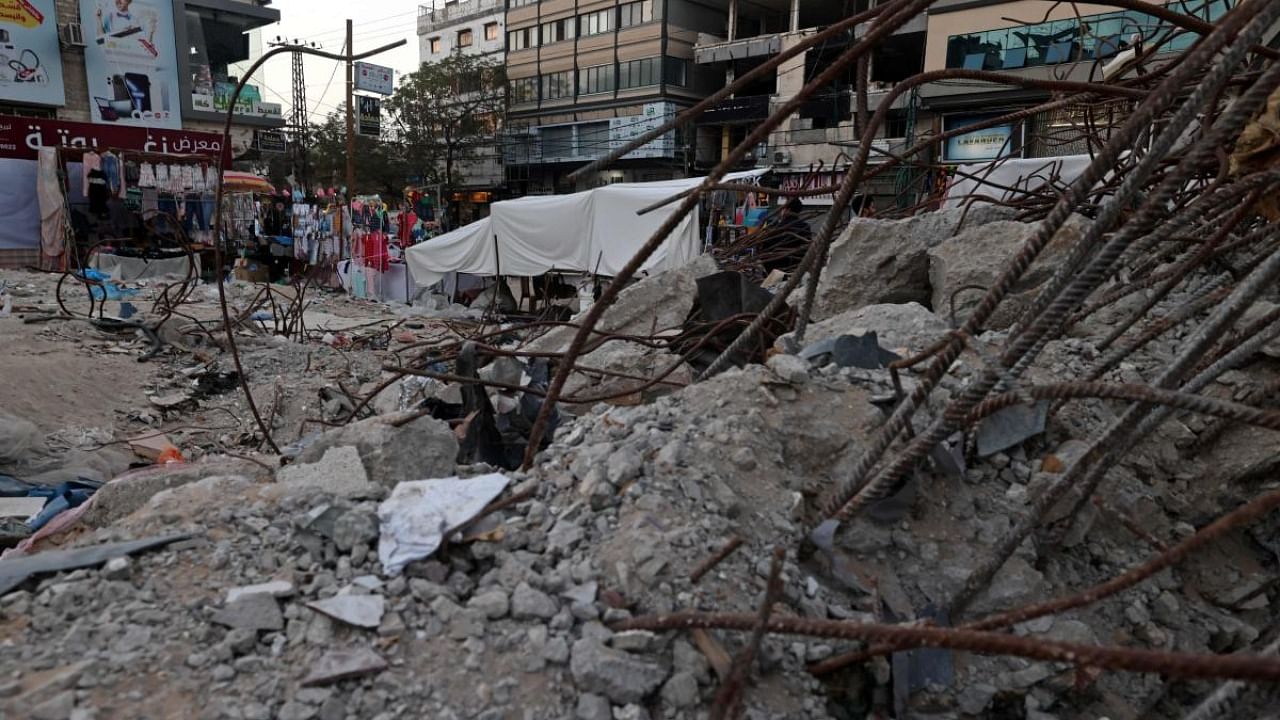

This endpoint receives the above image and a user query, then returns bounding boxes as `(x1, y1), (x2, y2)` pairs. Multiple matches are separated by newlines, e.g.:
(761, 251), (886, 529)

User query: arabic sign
(0, 113), (229, 164)
(80, 0), (181, 128)
(0, 0), (65, 106)
(355, 62), (393, 96)
(943, 113), (1018, 163)
(357, 95), (380, 137)
(254, 129), (286, 154)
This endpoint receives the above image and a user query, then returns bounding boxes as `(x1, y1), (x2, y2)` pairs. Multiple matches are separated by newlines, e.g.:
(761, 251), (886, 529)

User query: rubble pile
(6, 10), (1280, 712)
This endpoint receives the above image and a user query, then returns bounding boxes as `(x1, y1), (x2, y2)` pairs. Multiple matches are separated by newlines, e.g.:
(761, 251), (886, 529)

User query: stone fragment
(660, 672), (699, 708)
(101, 556), (132, 581)
(570, 638), (668, 704)
(576, 693), (612, 720)
(766, 354), (810, 384)
(306, 593), (385, 629)
(331, 509), (379, 552)
(211, 593), (284, 632)
(226, 581), (295, 604)
(274, 446), (379, 499)
(301, 648), (389, 687)
(293, 412), (458, 489)
(468, 589), (511, 620)
(512, 582), (558, 620)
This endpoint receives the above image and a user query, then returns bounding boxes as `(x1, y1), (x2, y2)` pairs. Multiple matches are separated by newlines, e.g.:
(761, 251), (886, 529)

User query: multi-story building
(418, 0), (506, 221)
(919, 0), (1235, 165)
(691, 0), (926, 207)
(500, 0), (728, 194)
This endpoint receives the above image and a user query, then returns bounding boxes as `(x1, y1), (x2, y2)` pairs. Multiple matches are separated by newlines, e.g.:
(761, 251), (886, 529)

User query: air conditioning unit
(59, 23), (86, 48)
(771, 150), (791, 166)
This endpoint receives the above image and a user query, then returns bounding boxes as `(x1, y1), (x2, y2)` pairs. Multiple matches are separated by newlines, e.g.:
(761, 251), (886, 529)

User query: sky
(254, 0), (427, 126)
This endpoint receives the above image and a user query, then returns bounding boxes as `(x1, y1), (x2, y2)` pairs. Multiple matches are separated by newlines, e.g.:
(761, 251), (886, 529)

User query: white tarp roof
(406, 169), (769, 286)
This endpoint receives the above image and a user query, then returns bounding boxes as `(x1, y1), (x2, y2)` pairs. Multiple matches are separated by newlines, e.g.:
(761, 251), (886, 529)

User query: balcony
(418, 0), (503, 35)
(695, 34), (782, 65)
(701, 95), (771, 124)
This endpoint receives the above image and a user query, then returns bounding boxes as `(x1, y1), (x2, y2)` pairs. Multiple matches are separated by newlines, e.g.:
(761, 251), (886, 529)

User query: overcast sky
(256, 0), (426, 125)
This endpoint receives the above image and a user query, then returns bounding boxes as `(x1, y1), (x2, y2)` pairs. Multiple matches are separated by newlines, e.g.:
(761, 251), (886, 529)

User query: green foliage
(382, 53), (506, 189)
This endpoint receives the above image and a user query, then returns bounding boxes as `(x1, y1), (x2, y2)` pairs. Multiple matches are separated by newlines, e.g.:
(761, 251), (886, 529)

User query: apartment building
(418, 0), (506, 220)
(691, 0), (926, 206)
(919, 0), (1235, 164)
(501, 0), (726, 194)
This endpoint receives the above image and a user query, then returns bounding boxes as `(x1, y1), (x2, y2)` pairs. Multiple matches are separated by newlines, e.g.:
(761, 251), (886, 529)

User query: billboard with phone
(0, 0), (66, 106)
(80, 0), (181, 129)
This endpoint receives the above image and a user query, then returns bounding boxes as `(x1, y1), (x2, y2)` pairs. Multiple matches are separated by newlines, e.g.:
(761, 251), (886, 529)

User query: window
(507, 26), (539, 50)
(619, 57), (660, 89)
(579, 9), (613, 36)
(942, 1), (1238, 69)
(542, 125), (574, 158)
(663, 57), (689, 86)
(542, 70), (574, 100)
(619, 0), (653, 28)
(578, 63), (615, 95)
(458, 28), (473, 47)
(509, 0), (538, 6)
(429, 37), (442, 54)
(577, 122), (610, 157)
(485, 22), (499, 41)
(510, 77), (539, 104)
(540, 17), (576, 44)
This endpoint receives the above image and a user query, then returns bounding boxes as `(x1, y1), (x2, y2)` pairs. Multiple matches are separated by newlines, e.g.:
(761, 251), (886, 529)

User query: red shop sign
(0, 115), (231, 166)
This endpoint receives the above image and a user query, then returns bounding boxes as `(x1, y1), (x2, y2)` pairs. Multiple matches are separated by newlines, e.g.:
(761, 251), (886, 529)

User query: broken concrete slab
(301, 647), (388, 687)
(211, 592), (284, 632)
(809, 205), (1014, 321)
(929, 214), (1090, 329)
(292, 412), (458, 489)
(226, 581), (295, 604)
(306, 593), (385, 629)
(0, 534), (190, 596)
(779, 302), (949, 358)
(0, 497), (45, 520)
(273, 446), (379, 500)
(976, 401), (1050, 457)
(81, 459), (269, 529)
(569, 637), (669, 705)
(800, 332), (900, 370)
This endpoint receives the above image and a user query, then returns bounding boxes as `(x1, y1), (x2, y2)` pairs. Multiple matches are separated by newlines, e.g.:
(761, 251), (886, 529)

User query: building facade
(919, 0), (1235, 165)
(691, 0), (926, 205)
(418, 0), (506, 220)
(500, 0), (727, 194)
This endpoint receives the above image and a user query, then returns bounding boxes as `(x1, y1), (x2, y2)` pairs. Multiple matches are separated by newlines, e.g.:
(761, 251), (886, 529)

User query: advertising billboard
(355, 62), (393, 96)
(80, 0), (181, 128)
(943, 113), (1019, 163)
(0, 0), (65, 106)
(357, 95), (380, 137)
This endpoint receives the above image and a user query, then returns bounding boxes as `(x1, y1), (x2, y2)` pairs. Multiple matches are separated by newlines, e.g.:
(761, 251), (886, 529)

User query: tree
(383, 53), (506, 191)
(302, 111), (409, 197)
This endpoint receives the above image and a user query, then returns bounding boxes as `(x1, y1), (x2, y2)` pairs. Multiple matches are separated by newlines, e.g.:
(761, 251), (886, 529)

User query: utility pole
(345, 19), (355, 200)
(268, 36), (317, 190)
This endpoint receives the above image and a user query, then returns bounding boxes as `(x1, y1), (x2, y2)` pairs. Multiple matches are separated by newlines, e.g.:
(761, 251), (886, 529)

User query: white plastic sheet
(942, 155), (1092, 210)
(405, 170), (768, 286)
(376, 473), (510, 576)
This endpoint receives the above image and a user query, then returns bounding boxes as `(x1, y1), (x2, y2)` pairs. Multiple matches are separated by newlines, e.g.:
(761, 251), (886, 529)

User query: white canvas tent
(405, 170), (769, 287)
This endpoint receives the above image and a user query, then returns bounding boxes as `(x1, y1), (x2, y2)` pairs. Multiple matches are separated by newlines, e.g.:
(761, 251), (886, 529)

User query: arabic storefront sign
(80, 0), (182, 129)
(254, 129), (286, 154)
(355, 62), (394, 96)
(357, 95), (380, 137)
(0, 113), (229, 164)
(942, 113), (1019, 163)
(0, 0), (65, 106)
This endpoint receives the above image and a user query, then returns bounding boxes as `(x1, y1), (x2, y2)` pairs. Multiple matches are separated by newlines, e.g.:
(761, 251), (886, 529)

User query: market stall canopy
(222, 171), (275, 194)
(405, 170), (770, 287)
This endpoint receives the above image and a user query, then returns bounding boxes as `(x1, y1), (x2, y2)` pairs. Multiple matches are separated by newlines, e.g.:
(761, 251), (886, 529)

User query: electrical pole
(268, 36), (316, 190)
(345, 19), (355, 200)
